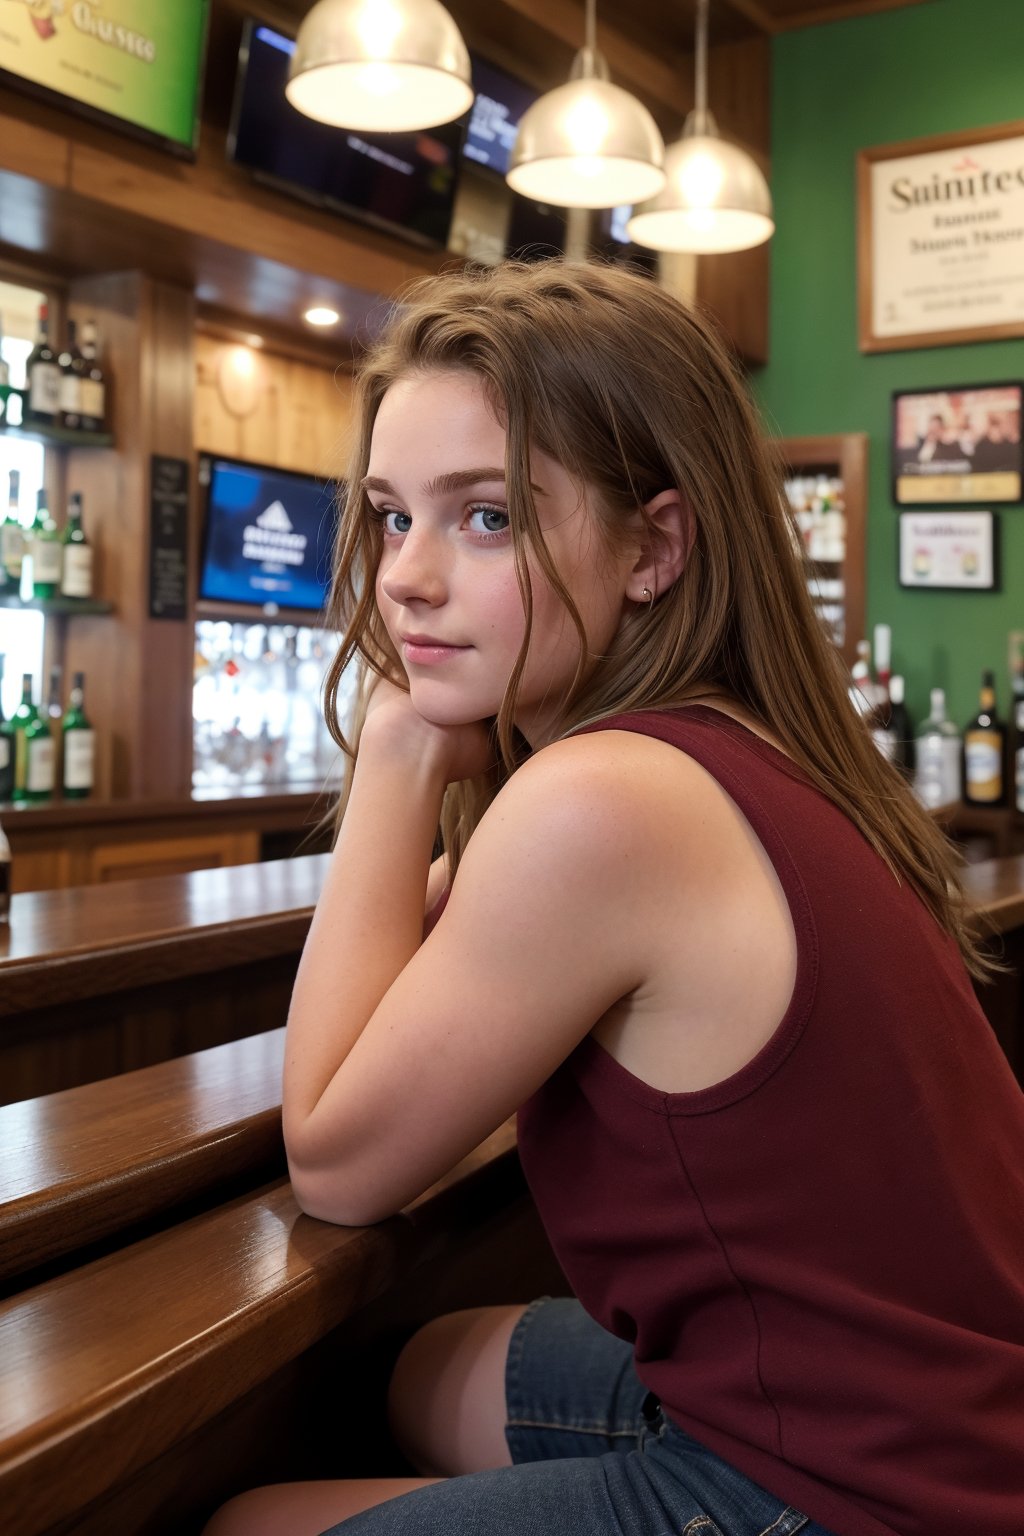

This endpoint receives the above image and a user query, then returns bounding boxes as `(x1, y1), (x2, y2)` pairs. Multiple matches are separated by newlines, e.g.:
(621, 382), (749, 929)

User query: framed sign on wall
(858, 121), (1024, 354)
(892, 382), (1023, 505)
(898, 509), (998, 592)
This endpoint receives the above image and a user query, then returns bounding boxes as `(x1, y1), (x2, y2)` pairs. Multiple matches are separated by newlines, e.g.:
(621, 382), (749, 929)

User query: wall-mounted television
(227, 19), (464, 250)
(464, 56), (536, 178)
(0, 1), (209, 158)
(198, 455), (339, 617)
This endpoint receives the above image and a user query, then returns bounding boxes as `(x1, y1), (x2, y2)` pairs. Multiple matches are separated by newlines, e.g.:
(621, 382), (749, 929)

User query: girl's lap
(318, 1298), (836, 1536)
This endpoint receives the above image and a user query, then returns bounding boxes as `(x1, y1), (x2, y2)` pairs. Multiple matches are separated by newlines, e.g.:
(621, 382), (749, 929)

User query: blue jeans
(318, 1297), (838, 1536)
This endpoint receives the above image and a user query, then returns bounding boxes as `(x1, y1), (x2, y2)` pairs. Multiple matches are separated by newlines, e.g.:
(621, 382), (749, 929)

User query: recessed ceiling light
(304, 306), (341, 327)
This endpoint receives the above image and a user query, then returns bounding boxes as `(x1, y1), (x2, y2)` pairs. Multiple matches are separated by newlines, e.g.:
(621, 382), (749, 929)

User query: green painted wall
(752, 0), (1024, 732)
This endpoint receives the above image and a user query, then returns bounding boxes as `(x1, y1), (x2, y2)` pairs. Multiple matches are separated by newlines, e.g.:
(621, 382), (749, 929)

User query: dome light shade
(627, 117), (774, 253)
(286, 0), (474, 133)
(507, 72), (666, 208)
(628, 0), (773, 255)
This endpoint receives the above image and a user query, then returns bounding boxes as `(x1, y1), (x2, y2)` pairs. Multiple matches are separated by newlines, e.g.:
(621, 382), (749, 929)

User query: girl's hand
(361, 674), (496, 785)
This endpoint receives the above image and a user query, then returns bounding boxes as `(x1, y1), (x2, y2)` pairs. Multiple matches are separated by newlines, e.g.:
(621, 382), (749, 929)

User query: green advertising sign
(0, 0), (209, 150)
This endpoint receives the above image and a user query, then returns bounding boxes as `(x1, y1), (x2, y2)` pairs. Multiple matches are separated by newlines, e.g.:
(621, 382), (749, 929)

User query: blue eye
(382, 510), (411, 535)
(467, 505), (510, 537)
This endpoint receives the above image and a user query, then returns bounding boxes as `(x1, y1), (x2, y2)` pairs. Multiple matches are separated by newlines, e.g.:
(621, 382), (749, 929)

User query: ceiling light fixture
(304, 306), (341, 327)
(506, 0), (665, 209)
(286, 0), (474, 133)
(627, 0), (773, 254)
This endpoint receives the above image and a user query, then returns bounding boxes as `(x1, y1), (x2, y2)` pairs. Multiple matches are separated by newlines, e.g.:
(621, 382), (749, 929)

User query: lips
(400, 634), (468, 647)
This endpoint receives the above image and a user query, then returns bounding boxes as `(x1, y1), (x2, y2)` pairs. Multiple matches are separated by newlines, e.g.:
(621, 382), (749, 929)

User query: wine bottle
(914, 689), (961, 808)
(62, 671), (95, 800)
(58, 318), (86, 431)
(12, 673), (54, 803)
(25, 302), (61, 427)
(0, 654), (14, 802)
(963, 670), (1007, 807)
(0, 813), (9, 922)
(887, 675), (914, 775)
(30, 488), (61, 600)
(78, 319), (106, 433)
(2, 470), (23, 592)
(60, 493), (93, 598)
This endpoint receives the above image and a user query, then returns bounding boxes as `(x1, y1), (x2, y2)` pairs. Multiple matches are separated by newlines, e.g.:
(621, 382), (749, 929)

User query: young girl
(204, 261), (1024, 1536)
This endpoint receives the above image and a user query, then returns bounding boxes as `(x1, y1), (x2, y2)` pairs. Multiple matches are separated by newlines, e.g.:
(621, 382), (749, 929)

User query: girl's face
(366, 370), (637, 748)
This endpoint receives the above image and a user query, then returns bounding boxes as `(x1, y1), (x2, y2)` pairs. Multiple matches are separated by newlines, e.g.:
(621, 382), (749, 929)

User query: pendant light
(286, 0), (474, 133)
(627, 0), (773, 254)
(506, 0), (665, 209)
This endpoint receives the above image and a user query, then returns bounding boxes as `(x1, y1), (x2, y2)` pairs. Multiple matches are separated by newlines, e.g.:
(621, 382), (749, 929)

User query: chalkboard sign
(149, 455), (190, 620)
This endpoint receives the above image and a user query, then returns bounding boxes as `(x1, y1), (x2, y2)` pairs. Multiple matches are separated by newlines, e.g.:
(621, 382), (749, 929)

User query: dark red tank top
(516, 707), (1024, 1536)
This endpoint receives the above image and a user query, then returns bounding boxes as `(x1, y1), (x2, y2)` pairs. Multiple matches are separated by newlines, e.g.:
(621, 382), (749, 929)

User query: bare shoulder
(455, 728), (726, 908)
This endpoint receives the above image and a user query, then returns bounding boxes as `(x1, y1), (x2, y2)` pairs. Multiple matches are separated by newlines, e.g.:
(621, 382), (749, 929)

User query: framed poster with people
(891, 383), (1022, 505)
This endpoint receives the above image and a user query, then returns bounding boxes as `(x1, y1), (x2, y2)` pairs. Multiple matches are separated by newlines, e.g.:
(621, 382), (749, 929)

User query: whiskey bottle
(0, 813), (9, 922)
(30, 489), (62, 600)
(25, 302), (61, 427)
(62, 672), (95, 799)
(963, 670), (1007, 807)
(60, 493), (93, 599)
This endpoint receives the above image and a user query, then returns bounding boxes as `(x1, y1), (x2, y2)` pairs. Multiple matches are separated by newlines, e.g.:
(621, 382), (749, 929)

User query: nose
(379, 524), (449, 609)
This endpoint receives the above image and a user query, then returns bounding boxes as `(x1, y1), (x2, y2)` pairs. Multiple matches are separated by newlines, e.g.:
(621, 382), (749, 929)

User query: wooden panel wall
(194, 333), (355, 479)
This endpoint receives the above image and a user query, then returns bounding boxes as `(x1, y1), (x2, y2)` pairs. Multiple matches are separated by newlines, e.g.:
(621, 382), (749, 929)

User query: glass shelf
(0, 594), (113, 616)
(0, 420), (114, 450)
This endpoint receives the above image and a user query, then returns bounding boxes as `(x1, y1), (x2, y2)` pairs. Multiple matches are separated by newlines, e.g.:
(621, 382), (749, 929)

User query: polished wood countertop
(0, 855), (329, 1018)
(0, 784), (332, 830)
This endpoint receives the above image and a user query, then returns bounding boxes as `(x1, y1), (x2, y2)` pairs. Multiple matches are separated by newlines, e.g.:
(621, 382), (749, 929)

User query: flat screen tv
(198, 455), (339, 617)
(0, 1), (209, 158)
(227, 20), (464, 250)
(463, 56), (536, 178)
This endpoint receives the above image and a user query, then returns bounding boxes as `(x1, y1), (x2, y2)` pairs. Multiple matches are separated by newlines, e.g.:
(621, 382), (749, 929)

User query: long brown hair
(324, 259), (988, 976)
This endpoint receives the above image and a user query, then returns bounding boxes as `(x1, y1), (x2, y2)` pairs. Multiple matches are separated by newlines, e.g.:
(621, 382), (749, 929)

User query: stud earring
(642, 586), (653, 607)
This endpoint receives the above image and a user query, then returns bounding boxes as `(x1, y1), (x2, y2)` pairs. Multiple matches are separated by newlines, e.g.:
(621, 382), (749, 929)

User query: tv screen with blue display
(464, 56), (535, 177)
(198, 456), (338, 615)
(228, 20), (463, 249)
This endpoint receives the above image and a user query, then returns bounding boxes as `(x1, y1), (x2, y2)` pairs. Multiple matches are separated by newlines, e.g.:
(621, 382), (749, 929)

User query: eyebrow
(359, 468), (547, 498)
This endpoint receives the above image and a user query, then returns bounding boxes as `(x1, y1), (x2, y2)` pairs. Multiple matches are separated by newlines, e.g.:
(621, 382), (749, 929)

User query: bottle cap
(889, 674), (905, 705)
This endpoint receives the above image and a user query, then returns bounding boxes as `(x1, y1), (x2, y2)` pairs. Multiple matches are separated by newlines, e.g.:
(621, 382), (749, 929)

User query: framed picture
(892, 383), (1022, 505)
(858, 121), (1024, 353)
(898, 509), (999, 591)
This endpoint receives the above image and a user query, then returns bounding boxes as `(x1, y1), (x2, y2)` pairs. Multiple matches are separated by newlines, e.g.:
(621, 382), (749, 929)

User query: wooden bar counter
(0, 854), (328, 1105)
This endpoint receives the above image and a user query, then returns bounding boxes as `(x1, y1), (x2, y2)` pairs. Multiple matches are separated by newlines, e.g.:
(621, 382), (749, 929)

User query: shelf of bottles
(783, 471), (847, 650)
(193, 621), (356, 791)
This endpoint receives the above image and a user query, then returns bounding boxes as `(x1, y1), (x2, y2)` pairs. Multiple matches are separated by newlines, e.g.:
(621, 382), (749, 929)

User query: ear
(627, 488), (694, 605)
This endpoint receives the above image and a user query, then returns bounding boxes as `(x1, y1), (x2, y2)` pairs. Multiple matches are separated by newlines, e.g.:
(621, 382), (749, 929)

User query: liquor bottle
(45, 665), (63, 727)
(58, 318), (86, 431)
(30, 488), (61, 600)
(887, 675), (914, 775)
(0, 813), (9, 923)
(0, 654), (13, 802)
(963, 670), (1007, 807)
(12, 673), (55, 803)
(1015, 700), (1024, 815)
(25, 302), (61, 427)
(1, 469), (24, 591)
(0, 311), (10, 426)
(78, 319), (106, 433)
(59, 493), (93, 598)
(62, 672), (95, 800)
(914, 689), (962, 809)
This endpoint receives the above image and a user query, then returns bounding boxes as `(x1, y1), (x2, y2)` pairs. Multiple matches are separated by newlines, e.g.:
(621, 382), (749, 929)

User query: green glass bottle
(61, 671), (95, 800)
(0, 654), (14, 802)
(1, 468), (24, 593)
(30, 487), (61, 600)
(59, 492), (93, 599)
(12, 672), (54, 803)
